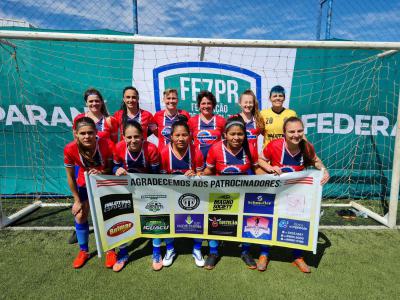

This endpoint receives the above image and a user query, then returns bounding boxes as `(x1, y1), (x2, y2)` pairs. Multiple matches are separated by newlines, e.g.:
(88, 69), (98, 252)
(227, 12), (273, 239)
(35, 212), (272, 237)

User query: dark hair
(83, 88), (109, 117)
(123, 119), (143, 136)
(120, 86), (140, 127)
(75, 117), (97, 165)
(239, 89), (264, 131)
(197, 90), (216, 109)
(171, 119), (190, 136)
(283, 116), (314, 167)
(75, 116), (96, 131)
(224, 116), (252, 162)
(269, 85), (285, 98)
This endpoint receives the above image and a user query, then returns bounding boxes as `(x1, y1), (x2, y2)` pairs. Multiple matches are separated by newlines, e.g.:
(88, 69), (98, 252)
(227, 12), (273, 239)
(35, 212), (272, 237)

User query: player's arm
(312, 155), (330, 185)
(65, 166), (84, 216)
(258, 144), (282, 175)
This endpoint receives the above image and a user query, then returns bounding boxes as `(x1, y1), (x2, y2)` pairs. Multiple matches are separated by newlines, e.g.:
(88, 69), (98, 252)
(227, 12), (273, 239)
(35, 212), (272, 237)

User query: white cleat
(162, 249), (176, 267)
(192, 249), (205, 267)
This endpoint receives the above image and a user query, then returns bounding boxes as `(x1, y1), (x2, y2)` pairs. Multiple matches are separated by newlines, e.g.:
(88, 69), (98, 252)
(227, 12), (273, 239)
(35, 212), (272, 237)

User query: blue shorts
(77, 186), (88, 202)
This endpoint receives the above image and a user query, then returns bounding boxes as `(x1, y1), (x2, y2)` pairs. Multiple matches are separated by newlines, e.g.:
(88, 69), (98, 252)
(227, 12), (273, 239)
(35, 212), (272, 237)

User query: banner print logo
(242, 216), (272, 240)
(107, 221), (134, 237)
(208, 193), (240, 213)
(243, 193), (275, 215)
(175, 214), (204, 234)
(140, 215), (170, 234)
(208, 214), (238, 237)
(277, 218), (310, 246)
(153, 62), (262, 117)
(178, 193), (200, 210)
(141, 194), (167, 213)
(100, 193), (134, 221)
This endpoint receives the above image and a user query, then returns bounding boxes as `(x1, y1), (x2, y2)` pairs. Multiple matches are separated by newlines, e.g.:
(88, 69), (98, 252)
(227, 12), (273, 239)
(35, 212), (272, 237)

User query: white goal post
(0, 30), (399, 229)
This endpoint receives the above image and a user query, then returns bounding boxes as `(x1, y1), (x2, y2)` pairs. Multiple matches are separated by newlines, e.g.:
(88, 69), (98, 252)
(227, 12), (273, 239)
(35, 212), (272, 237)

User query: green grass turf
(1, 230), (399, 299)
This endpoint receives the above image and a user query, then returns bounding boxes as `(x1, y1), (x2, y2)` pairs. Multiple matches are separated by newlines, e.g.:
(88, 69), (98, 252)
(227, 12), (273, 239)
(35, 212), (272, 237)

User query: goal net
(0, 28), (399, 228)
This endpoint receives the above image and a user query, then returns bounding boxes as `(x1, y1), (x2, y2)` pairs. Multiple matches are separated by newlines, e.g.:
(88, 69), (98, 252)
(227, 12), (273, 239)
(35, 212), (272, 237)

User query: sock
(293, 249), (303, 259)
(241, 243), (250, 254)
(209, 240), (219, 255)
(165, 238), (174, 251)
(152, 238), (161, 256)
(193, 239), (202, 251)
(75, 221), (89, 252)
(260, 245), (270, 257)
(119, 244), (128, 259)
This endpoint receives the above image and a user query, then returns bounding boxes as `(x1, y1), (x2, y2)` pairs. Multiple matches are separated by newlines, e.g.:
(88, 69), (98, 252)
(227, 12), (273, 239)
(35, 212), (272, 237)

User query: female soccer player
(113, 120), (160, 271)
(231, 89), (264, 149)
(203, 117), (263, 270)
(151, 89), (190, 151)
(64, 117), (115, 269)
(188, 90), (226, 161)
(260, 85), (297, 148)
(73, 88), (119, 143)
(258, 116), (330, 273)
(158, 119), (205, 270)
(113, 86), (154, 141)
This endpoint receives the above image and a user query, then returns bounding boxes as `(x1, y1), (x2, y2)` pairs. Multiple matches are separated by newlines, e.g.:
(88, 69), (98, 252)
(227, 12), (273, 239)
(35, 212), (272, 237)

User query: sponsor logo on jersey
(107, 221), (133, 237)
(221, 166), (242, 175)
(153, 62), (262, 117)
(100, 193), (134, 221)
(207, 214), (238, 237)
(161, 126), (172, 140)
(246, 130), (257, 140)
(140, 215), (170, 234)
(178, 193), (200, 210)
(242, 216), (272, 240)
(197, 130), (217, 144)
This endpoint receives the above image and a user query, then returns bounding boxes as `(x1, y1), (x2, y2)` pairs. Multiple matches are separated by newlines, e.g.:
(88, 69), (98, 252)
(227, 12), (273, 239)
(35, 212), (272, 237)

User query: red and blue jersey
(113, 109), (154, 140)
(229, 114), (261, 149)
(64, 137), (114, 187)
(160, 144), (204, 175)
(113, 140), (160, 174)
(188, 114), (226, 158)
(73, 113), (119, 143)
(152, 109), (191, 149)
(206, 140), (258, 175)
(261, 138), (316, 172)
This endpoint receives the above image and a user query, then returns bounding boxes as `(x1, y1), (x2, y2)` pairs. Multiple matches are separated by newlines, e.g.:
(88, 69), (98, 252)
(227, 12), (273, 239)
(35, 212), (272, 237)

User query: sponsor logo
(209, 193), (239, 212)
(178, 193), (200, 210)
(243, 193), (275, 215)
(100, 194), (134, 221)
(197, 130), (217, 144)
(221, 166), (242, 175)
(277, 218), (310, 246)
(140, 215), (170, 234)
(161, 126), (172, 140)
(175, 214), (204, 234)
(207, 214), (238, 237)
(153, 62), (262, 117)
(107, 221), (133, 237)
(242, 216), (272, 240)
(246, 130), (257, 140)
(141, 194), (167, 213)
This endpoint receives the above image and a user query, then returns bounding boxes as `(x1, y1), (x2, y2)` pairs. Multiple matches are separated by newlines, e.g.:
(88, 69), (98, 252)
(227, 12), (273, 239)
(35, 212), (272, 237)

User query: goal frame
(0, 30), (399, 229)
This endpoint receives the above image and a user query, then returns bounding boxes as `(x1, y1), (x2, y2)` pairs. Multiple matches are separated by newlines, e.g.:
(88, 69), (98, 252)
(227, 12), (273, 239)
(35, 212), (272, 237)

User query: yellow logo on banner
(208, 193), (240, 213)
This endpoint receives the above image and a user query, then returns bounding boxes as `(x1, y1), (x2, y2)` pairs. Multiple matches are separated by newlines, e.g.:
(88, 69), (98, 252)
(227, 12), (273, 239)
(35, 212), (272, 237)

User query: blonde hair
(239, 89), (264, 131)
(163, 88), (178, 97)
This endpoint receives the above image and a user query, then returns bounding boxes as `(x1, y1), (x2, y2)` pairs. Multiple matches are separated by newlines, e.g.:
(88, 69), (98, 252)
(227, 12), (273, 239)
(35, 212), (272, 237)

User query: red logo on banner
(107, 221), (133, 237)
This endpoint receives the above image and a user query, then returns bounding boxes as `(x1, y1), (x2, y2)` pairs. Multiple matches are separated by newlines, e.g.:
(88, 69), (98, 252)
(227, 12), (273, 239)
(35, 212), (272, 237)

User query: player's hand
(88, 168), (102, 175)
(184, 169), (196, 177)
(320, 168), (330, 185)
(72, 201), (83, 216)
(267, 166), (282, 175)
(115, 168), (128, 176)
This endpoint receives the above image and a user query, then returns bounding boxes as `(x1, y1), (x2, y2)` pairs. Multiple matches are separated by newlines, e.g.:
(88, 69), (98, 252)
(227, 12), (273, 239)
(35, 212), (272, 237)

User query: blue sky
(1, 0), (400, 41)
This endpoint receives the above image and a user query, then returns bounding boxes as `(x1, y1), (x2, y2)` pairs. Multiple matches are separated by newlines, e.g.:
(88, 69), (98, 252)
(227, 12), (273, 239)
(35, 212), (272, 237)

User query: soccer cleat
(113, 256), (128, 272)
(162, 249), (176, 267)
(204, 254), (219, 270)
(67, 231), (77, 244)
(241, 252), (257, 269)
(192, 249), (205, 267)
(73, 250), (90, 269)
(292, 257), (311, 273)
(257, 255), (270, 272)
(152, 253), (163, 271)
(105, 250), (117, 268)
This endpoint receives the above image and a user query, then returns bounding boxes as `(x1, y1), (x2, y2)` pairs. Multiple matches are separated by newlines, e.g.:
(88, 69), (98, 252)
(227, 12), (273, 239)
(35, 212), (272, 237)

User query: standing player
(158, 119), (205, 270)
(113, 120), (160, 272)
(73, 88), (119, 143)
(151, 89), (191, 151)
(258, 116), (330, 273)
(230, 89), (264, 149)
(203, 117), (263, 270)
(188, 90), (226, 163)
(64, 117), (116, 269)
(113, 86), (154, 141)
(260, 85), (297, 148)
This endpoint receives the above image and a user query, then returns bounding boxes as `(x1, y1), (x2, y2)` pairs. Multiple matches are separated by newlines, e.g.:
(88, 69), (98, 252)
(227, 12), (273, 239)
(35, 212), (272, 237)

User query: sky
(1, 0), (400, 42)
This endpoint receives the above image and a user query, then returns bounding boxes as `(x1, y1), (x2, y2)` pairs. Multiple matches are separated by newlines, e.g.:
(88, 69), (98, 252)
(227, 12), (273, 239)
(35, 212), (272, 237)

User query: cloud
(244, 26), (271, 37)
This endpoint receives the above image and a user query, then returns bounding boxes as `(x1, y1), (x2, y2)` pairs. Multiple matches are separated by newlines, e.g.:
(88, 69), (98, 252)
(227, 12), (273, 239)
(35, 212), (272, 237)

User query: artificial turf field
(1, 229), (399, 299)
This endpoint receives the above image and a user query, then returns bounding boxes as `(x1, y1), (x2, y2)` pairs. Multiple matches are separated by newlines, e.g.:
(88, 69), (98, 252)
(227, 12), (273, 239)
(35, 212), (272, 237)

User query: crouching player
(64, 117), (115, 268)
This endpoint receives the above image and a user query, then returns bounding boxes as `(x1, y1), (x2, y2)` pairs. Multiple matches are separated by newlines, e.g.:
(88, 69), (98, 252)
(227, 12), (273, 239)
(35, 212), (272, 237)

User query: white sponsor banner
(86, 170), (323, 254)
